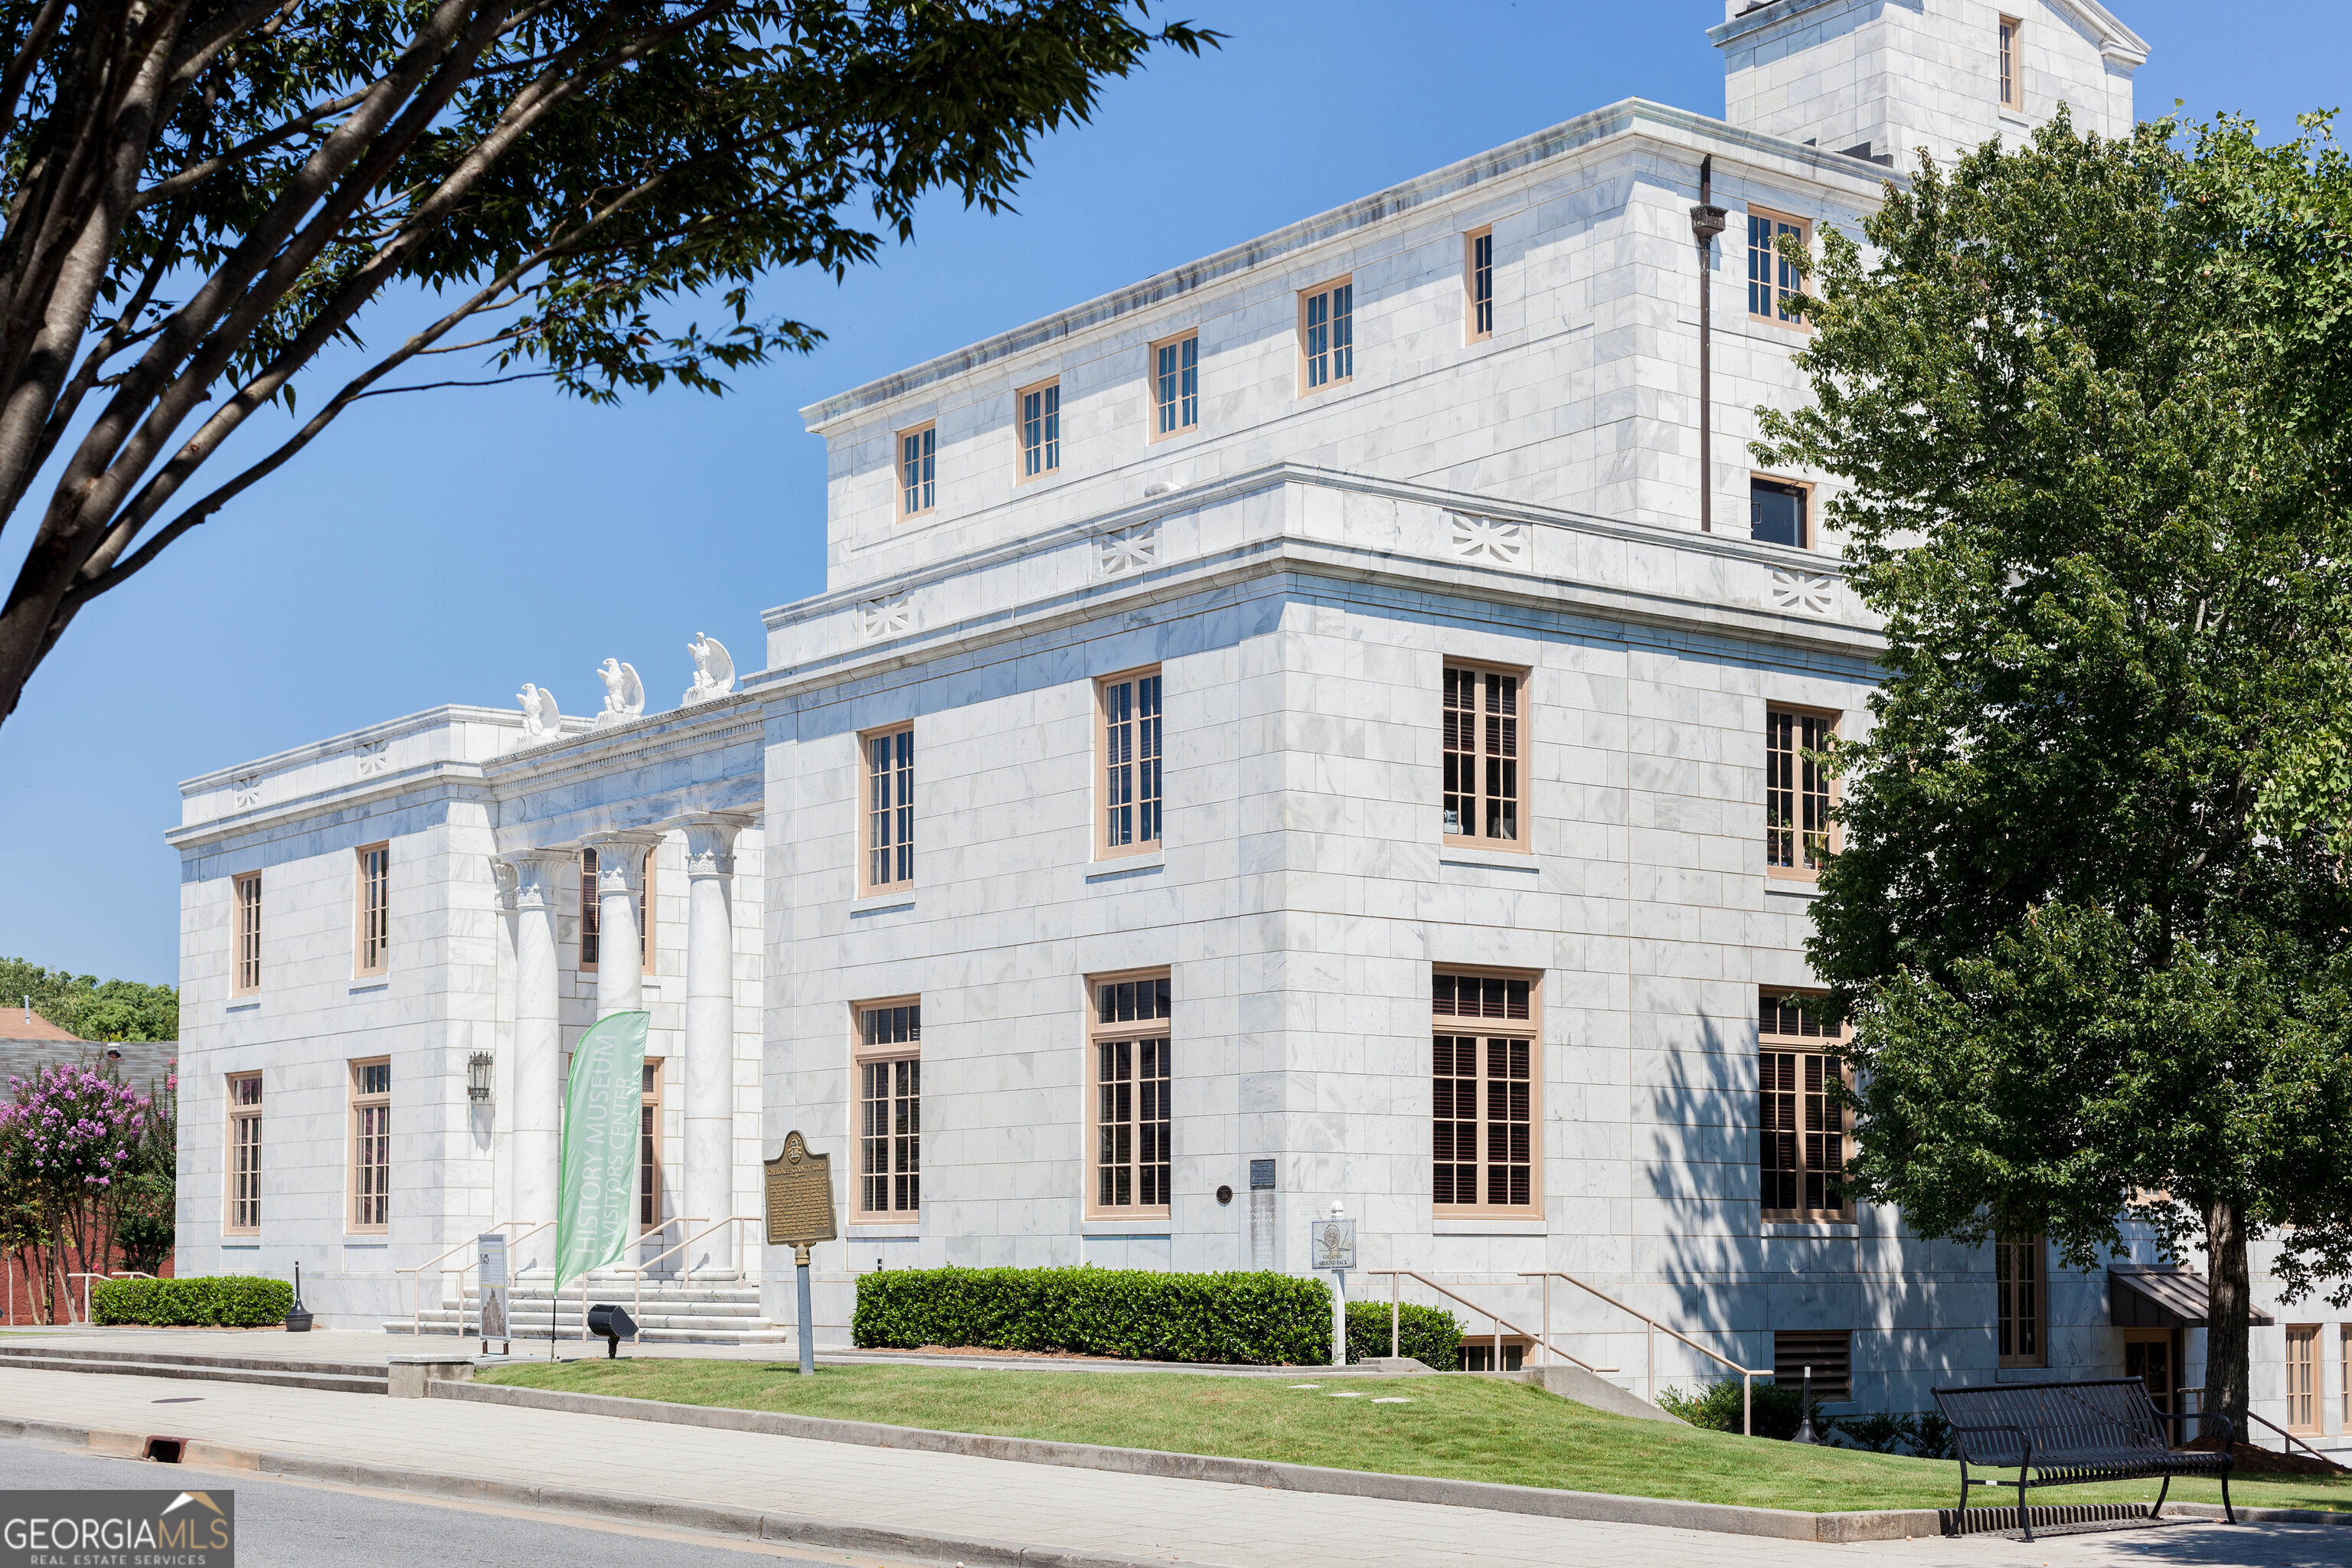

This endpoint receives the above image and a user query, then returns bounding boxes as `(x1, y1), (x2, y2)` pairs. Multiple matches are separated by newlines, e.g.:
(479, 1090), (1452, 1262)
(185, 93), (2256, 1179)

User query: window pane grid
(229, 1074), (262, 1232)
(1155, 336), (1198, 434)
(1766, 710), (1834, 871)
(1021, 384), (1060, 477)
(1759, 995), (1847, 1220)
(1303, 283), (1353, 388)
(351, 1060), (390, 1231)
(1432, 972), (1536, 1212)
(1470, 231), (1494, 338)
(2286, 1327), (2318, 1432)
(900, 426), (936, 514)
(359, 846), (389, 973)
(1996, 1234), (2043, 1364)
(856, 1004), (922, 1216)
(1443, 666), (1520, 844)
(866, 729), (914, 889)
(1102, 674), (1163, 851)
(1091, 975), (1171, 1212)
(235, 874), (262, 992)
(1747, 215), (1806, 322)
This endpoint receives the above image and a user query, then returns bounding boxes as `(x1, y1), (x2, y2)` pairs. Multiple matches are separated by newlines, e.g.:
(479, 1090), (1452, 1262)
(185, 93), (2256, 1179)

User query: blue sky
(0, 0), (2339, 986)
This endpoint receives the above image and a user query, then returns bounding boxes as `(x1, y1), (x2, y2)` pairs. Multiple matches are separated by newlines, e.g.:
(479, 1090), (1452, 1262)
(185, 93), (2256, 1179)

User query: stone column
(681, 813), (753, 1272)
(498, 850), (573, 1263)
(583, 831), (664, 1019)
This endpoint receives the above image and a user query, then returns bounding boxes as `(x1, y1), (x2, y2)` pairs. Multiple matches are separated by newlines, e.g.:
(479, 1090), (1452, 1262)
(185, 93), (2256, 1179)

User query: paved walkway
(2, 1366), (2346, 1566)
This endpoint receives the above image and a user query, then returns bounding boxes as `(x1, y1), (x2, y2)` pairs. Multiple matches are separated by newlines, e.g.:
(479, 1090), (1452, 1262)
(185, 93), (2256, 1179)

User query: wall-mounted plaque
(764, 1130), (837, 1249)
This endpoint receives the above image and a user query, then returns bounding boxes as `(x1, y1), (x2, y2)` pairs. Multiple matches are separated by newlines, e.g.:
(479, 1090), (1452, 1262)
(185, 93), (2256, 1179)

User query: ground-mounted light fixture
(466, 1050), (495, 1102)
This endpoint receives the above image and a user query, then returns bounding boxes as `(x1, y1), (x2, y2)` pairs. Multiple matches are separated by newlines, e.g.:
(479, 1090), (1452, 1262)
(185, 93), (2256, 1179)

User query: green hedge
(853, 1266), (1332, 1364)
(1656, 1377), (1826, 1441)
(91, 1275), (292, 1328)
(1344, 1299), (1463, 1369)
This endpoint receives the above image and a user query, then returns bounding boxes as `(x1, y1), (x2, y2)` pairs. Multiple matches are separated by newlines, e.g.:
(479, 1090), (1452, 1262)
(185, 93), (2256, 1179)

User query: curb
(0, 1416), (1227, 1568)
(434, 1380), (1929, 1543)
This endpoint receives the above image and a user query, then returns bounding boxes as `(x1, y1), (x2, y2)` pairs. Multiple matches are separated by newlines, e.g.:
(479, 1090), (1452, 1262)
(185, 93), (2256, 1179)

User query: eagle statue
(593, 658), (645, 728)
(681, 632), (736, 706)
(516, 683), (560, 740)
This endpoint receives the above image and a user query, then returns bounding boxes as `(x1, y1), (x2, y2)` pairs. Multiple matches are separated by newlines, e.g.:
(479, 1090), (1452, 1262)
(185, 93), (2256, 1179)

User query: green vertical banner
(554, 1010), (650, 1294)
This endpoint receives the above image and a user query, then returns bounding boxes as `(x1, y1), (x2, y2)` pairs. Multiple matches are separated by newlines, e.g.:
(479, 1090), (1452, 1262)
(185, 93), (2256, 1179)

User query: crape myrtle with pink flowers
(0, 1060), (175, 1323)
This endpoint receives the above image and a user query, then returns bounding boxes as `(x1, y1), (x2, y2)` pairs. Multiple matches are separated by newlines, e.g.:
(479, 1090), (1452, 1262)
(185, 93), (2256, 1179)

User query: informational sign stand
(764, 1130), (837, 1377)
(477, 1231), (511, 1356)
(1312, 1201), (1357, 1369)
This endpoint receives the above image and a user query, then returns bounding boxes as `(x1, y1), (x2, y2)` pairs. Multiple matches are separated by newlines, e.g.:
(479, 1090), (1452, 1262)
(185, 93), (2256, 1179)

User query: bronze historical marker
(764, 1130), (836, 1250)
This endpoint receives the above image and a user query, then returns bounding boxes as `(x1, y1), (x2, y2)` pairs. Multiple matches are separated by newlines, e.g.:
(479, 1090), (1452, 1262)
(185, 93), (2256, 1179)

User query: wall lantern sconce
(466, 1050), (495, 1102)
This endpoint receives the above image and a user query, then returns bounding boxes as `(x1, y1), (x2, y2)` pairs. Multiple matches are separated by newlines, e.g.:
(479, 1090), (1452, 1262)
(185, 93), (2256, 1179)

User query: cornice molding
(164, 764), (492, 851)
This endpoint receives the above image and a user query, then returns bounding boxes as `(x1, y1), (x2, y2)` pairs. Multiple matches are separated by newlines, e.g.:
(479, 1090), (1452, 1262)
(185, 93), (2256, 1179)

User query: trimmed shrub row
(1344, 1299), (1463, 1370)
(91, 1275), (291, 1328)
(853, 1266), (1333, 1364)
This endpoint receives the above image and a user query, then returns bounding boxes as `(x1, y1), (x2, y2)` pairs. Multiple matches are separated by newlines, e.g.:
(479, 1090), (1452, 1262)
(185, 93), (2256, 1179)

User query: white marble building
(167, 0), (2348, 1445)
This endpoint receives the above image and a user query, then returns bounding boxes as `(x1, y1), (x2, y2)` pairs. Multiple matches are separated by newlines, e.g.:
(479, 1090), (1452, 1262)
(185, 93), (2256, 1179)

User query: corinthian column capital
(495, 848), (577, 913)
(679, 812), (756, 880)
(580, 829), (665, 896)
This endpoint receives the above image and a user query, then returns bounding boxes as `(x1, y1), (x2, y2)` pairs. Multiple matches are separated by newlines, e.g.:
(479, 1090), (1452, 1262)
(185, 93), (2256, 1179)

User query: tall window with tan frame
(1998, 15), (2023, 110)
(1432, 970), (1540, 1215)
(348, 1058), (390, 1233)
(1766, 707), (1835, 878)
(860, 724), (915, 894)
(1443, 664), (1523, 848)
(1747, 210), (1808, 325)
(1018, 378), (1060, 480)
(2286, 1325), (2319, 1434)
(355, 843), (390, 977)
(232, 872), (262, 995)
(225, 1073), (262, 1235)
(1995, 1233), (2045, 1367)
(1098, 668), (1162, 858)
(639, 1058), (663, 1233)
(1760, 992), (1850, 1222)
(1465, 228), (1494, 342)
(1298, 278), (1353, 392)
(855, 999), (921, 1219)
(1089, 972), (1171, 1216)
(1152, 332), (1198, 438)
(577, 848), (653, 972)
(898, 423), (936, 518)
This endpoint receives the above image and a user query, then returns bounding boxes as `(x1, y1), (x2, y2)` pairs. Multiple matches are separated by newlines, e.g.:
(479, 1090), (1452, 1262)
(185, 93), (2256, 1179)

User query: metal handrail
(613, 1215), (760, 1321)
(62, 1269), (154, 1325)
(1365, 1269), (1619, 1378)
(396, 1219), (553, 1336)
(2175, 1386), (2337, 1465)
(1520, 1270), (1770, 1436)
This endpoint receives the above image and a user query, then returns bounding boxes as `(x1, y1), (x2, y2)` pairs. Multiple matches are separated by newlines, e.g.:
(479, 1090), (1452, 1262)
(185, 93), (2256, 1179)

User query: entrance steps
(387, 1277), (790, 1346)
(0, 1341), (389, 1395)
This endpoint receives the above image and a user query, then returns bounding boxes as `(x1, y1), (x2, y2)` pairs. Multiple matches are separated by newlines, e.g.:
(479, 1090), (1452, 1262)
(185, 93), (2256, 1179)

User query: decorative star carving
(1099, 522), (1158, 577)
(1450, 512), (1527, 567)
(355, 740), (389, 776)
(1766, 570), (1840, 617)
(858, 593), (911, 642)
(232, 773), (261, 808)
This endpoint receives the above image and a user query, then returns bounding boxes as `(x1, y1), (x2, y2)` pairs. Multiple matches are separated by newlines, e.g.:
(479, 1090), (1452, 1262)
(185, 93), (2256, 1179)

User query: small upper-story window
(232, 871), (262, 995)
(1747, 210), (1809, 325)
(1018, 379), (1060, 480)
(898, 423), (936, 518)
(1152, 333), (1198, 439)
(355, 843), (390, 977)
(1751, 476), (1808, 547)
(1998, 15), (2023, 110)
(1299, 277), (1354, 392)
(1098, 667), (1163, 858)
(1465, 228), (1494, 342)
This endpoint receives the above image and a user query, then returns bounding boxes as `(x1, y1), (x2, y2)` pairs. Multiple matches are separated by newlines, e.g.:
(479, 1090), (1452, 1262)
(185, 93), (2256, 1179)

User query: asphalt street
(0, 1442), (897, 1567)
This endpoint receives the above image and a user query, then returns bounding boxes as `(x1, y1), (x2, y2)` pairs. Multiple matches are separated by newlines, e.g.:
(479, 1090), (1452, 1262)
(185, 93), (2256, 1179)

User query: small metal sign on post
(476, 1231), (511, 1355)
(1312, 1201), (1357, 1368)
(764, 1130), (836, 1377)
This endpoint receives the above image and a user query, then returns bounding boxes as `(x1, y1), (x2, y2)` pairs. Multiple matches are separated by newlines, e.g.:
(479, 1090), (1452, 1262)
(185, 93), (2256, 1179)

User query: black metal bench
(1930, 1378), (2234, 1539)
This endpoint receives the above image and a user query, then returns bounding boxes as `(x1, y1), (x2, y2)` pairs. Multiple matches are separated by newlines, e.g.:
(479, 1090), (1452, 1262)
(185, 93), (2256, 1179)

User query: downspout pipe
(1690, 156), (1728, 534)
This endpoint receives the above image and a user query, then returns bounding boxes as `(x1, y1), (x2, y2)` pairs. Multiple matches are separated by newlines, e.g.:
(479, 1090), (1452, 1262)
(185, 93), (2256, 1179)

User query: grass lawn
(476, 1360), (2352, 1516)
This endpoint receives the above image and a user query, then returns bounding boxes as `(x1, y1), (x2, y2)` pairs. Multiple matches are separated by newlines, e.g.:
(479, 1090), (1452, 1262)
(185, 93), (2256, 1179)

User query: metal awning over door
(2108, 1263), (2275, 1329)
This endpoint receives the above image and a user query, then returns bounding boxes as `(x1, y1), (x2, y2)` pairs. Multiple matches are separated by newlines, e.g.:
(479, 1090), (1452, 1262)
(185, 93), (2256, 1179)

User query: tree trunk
(2203, 1197), (2252, 1446)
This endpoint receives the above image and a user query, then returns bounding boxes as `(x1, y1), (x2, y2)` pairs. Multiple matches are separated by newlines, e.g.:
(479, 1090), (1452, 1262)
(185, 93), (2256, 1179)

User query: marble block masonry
(162, 0), (2344, 1444)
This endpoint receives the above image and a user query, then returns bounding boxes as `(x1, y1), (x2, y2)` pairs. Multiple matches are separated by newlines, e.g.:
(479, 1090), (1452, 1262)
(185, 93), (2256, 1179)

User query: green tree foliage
(0, 957), (178, 1041)
(1755, 110), (2352, 1441)
(0, 0), (1217, 728)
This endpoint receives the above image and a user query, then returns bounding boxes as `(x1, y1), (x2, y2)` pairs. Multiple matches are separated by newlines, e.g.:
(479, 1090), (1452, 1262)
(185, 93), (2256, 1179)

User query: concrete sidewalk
(0, 1365), (2345, 1568)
